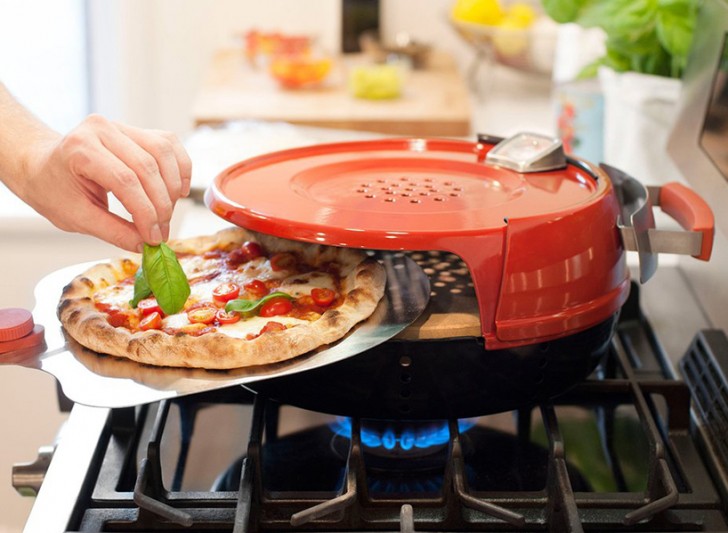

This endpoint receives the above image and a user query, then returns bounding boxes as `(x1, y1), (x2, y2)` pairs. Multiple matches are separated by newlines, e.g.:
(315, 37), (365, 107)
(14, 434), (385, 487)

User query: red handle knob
(0, 308), (34, 342)
(659, 182), (715, 261)
(0, 308), (45, 355)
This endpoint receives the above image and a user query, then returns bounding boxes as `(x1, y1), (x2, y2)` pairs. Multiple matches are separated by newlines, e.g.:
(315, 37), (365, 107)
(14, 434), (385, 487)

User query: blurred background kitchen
(0, 0), (696, 530)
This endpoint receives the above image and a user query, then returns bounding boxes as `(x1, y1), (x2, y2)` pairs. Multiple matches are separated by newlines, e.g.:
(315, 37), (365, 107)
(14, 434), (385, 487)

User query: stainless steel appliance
(11, 1), (728, 531)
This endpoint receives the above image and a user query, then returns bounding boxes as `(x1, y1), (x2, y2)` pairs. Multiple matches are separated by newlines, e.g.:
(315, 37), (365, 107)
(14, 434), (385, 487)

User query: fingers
(115, 122), (193, 201)
(69, 199), (146, 252)
(63, 115), (192, 246)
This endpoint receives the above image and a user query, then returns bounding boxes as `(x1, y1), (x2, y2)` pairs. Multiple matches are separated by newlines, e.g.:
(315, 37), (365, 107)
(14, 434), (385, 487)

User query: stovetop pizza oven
(201, 129), (712, 420)
(9, 1), (728, 531)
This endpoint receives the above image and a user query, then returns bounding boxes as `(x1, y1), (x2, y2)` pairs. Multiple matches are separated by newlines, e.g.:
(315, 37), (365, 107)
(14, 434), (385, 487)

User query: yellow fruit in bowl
(505, 3), (536, 28)
(493, 19), (529, 57)
(451, 0), (504, 26)
(348, 64), (403, 100)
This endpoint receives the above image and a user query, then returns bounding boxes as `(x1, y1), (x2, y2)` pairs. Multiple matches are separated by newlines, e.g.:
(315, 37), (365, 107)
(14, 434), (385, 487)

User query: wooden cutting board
(191, 48), (472, 137)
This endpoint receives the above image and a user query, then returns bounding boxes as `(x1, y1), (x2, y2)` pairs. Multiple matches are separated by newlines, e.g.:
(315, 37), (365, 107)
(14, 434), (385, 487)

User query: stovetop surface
(17, 277), (728, 532)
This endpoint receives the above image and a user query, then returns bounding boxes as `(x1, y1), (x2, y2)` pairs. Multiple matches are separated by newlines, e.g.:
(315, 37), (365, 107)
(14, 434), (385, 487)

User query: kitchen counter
(191, 48), (472, 137)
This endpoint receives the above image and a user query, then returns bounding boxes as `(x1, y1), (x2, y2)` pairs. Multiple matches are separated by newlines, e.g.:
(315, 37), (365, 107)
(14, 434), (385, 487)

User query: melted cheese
(278, 272), (337, 297)
(94, 253), (338, 336)
(161, 312), (306, 338)
(214, 316), (307, 339)
(95, 283), (134, 308)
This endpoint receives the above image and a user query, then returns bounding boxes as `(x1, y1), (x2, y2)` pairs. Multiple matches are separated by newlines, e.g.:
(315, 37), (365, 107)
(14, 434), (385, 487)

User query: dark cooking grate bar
(118, 348), (707, 531)
(225, 347), (699, 533)
(110, 286), (724, 532)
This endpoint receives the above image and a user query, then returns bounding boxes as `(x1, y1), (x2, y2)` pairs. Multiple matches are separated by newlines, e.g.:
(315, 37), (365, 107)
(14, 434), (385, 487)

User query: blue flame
(329, 418), (477, 451)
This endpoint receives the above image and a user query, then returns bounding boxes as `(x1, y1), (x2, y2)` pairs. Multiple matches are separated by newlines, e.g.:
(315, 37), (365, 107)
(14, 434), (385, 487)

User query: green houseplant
(544, 0), (701, 187)
(542, 0), (698, 78)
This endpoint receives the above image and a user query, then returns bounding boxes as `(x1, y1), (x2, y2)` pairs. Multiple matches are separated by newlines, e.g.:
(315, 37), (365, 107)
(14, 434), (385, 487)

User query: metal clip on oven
(603, 163), (715, 283)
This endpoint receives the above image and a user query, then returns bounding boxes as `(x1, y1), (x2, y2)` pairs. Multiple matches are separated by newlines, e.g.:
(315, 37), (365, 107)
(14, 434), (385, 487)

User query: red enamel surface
(206, 138), (630, 348)
(0, 308), (34, 342)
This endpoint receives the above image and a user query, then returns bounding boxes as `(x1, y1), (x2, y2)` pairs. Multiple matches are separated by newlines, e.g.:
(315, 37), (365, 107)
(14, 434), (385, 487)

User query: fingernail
(136, 242), (144, 253)
(150, 224), (163, 244)
(161, 222), (170, 240)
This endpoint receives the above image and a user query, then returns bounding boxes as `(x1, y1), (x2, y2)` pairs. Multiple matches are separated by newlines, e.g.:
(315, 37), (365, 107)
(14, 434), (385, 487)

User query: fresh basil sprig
(225, 291), (294, 315)
(129, 266), (152, 308)
(130, 243), (191, 315)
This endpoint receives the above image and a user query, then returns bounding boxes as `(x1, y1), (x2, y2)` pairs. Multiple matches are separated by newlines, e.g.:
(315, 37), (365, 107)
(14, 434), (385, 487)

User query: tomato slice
(244, 279), (268, 299)
(259, 296), (293, 317)
(311, 287), (336, 307)
(107, 311), (131, 328)
(137, 297), (163, 316)
(178, 322), (215, 336)
(212, 282), (241, 304)
(187, 306), (217, 324)
(139, 311), (163, 331)
(270, 252), (297, 272)
(227, 241), (264, 268)
(215, 308), (240, 325)
(261, 321), (286, 334)
(245, 320), (286, 340)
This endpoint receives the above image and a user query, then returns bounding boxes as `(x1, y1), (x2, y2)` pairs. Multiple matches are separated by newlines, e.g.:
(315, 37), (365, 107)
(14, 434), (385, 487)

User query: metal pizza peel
(0, 253), (429, 408)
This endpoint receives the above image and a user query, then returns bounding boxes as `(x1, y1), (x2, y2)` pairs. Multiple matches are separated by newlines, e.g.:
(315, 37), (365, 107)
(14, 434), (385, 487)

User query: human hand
(20, 114), (192, 252)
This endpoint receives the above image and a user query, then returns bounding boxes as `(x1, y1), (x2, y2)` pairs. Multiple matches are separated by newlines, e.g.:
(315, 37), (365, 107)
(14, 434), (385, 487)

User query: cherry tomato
(246, 320), (286, 340)
(107, 311), (131, 328)
(227, 241), (264, 268)
(212, 282), (241, 304)
(179, 322), (215, 336)
(137, 298), (163, 316)
(244, 279), (268, 299)
(187, 306), (217, 325)
(311, 287), (336, 307)
(270, 252), (296, 272)
(203, 249), (224, 260)
(139, 311), (163, 331)
(215, 309), (241, 325)
(259, 296), (293, 317)
(96, 303), (132, 328)
(261, 321), (286, 334)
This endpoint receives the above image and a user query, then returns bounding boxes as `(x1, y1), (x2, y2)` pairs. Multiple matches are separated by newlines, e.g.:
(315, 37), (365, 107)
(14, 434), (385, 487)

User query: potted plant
(542, 0), (697, 78)
(542, 0), (698, 184)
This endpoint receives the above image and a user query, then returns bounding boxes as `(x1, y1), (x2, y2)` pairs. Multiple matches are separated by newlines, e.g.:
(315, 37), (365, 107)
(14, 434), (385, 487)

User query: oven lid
(204, 135), (602, 248)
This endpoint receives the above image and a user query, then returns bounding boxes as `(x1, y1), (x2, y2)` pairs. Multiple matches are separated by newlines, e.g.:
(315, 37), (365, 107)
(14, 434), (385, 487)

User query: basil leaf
(141, 243), (191, 315)
(129, 266), (152, 308)
(541, 0), (587, 23)
(225, 291), (294, 314)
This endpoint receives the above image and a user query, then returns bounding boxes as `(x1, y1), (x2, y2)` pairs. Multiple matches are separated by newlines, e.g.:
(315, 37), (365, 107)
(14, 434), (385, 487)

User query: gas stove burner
(328, 417), (477, 458)
(211, 423), (591, 496)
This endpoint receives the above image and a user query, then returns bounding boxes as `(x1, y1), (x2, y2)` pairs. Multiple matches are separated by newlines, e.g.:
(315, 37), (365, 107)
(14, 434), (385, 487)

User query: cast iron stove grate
(62, 285), (728, 532)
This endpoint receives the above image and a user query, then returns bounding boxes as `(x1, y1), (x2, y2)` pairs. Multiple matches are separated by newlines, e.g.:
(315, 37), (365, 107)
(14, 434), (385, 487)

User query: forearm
(0, 82), (60, 201)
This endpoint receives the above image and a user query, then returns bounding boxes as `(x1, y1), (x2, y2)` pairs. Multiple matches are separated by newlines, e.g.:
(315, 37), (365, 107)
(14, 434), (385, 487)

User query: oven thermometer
(485, 132), (567, 173)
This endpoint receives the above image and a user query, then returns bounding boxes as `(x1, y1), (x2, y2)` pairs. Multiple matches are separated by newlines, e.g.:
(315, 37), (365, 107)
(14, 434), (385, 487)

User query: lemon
(451, 0), (504, 26)
(493, 19), (529, 57)
(505, 3), (536, 28)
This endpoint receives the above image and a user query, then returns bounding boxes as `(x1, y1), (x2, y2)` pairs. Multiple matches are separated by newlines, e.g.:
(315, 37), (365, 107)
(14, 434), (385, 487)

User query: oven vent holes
(355, 176), (464, 204)
(408, 251), (475, 299)
(679, 330), (728, 472)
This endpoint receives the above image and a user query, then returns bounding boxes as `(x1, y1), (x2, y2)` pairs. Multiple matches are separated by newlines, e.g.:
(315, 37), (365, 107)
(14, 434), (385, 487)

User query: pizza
(57, 227), (386, 370)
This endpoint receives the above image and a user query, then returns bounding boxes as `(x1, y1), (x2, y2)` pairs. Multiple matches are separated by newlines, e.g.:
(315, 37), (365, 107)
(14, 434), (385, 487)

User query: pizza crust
(57, 228), (386, 369)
